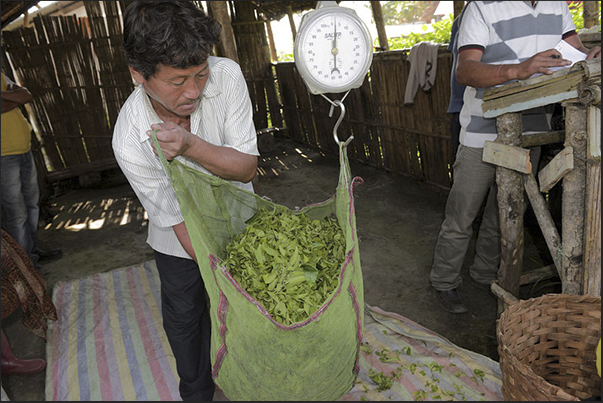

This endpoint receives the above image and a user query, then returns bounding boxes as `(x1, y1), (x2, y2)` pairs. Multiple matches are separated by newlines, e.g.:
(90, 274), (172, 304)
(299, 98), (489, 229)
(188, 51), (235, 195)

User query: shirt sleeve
(457, 2), (488, 53)
(561, 2), (577, 37)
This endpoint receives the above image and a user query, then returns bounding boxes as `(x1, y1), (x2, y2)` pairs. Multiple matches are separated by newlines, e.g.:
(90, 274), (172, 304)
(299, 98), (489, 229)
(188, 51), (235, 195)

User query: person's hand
(586, 46), (601, 60)
(147, 122), (193, 161)
(514, 49), (572, 80)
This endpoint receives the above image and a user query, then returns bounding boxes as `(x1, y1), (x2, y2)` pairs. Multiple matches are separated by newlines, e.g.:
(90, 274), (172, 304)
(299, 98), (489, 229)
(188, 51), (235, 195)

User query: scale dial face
(294, 7), (373, 95)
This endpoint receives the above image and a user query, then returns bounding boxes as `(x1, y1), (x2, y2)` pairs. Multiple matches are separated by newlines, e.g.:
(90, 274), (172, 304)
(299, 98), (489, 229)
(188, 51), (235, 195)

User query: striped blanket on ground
(45, 261), (503, 401)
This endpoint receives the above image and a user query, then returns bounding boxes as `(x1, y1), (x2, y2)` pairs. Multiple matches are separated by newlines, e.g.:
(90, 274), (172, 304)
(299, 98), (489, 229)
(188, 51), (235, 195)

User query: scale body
(294, 1), (373, 96)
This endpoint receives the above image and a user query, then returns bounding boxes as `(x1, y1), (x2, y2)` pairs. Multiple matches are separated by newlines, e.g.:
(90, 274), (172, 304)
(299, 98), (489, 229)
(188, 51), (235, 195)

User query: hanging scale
(294, 1), (373, 146)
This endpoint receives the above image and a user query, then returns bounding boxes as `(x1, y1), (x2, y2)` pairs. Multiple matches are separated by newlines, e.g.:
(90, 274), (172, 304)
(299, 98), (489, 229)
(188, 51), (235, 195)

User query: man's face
(130, 62), (210, 118)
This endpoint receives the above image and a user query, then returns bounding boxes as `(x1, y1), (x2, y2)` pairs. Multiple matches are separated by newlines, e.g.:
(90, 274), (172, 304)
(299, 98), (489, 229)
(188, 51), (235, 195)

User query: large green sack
(155, 136), (364, 401)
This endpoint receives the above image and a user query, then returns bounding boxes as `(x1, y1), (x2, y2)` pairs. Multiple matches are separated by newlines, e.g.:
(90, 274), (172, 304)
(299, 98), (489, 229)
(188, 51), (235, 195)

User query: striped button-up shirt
(112, 56), (259, 259)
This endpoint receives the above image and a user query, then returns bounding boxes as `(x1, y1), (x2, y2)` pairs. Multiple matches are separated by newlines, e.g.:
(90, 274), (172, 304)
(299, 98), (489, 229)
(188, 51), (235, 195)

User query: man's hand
(147, 121), (257, 183)
(148, 122), (193, 161)
(585, 46), (601, 60)
(514, 49), (571, 80)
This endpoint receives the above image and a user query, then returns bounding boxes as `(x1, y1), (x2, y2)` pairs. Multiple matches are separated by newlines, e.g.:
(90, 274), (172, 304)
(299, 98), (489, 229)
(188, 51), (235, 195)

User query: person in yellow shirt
(1, 72), (61, 266)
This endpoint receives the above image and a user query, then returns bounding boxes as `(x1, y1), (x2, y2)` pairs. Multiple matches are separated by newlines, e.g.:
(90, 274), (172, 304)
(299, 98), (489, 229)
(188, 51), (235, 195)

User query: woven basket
(497, 293), (601, 401)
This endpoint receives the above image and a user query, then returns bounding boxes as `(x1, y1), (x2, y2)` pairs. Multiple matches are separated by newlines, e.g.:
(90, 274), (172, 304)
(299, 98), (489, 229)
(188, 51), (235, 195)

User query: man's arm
(173, 221), (197, 262)
(149, 121), (258, 183)
(456, 48), (573, 89)
(1, 82), (33, 113)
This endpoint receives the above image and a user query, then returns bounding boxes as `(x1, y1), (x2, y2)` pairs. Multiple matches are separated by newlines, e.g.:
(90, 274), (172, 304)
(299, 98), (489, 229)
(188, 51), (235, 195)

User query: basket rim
(497, 293), (602, 401)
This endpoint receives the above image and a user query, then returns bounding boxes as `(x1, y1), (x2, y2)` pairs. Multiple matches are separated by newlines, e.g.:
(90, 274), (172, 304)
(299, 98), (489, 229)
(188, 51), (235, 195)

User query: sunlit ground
(43, 196), (148, 233)
(41, 142), (318, 234)
(256, 147), (315, 178)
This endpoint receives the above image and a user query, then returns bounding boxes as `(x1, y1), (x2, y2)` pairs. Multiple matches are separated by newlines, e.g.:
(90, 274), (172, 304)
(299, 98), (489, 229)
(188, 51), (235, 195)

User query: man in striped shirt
(430, 1), (600, 314)
(112, 2), (259, 400)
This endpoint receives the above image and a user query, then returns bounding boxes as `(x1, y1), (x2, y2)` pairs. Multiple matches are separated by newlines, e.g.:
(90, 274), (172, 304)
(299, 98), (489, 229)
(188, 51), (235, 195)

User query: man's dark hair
(123, 1), (222, 79)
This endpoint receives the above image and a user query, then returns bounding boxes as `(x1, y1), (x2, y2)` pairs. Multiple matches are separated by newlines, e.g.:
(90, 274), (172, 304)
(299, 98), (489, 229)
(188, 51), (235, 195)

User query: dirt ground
(1, 136), (554, 401)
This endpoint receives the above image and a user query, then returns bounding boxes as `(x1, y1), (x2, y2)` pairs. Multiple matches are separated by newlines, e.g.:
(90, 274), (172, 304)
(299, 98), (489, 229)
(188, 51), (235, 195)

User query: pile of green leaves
(223, 207), (346, 326)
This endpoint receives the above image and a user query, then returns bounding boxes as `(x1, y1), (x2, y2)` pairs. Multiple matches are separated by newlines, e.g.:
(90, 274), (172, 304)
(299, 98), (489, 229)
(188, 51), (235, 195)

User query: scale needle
(331, 16), (340, 74)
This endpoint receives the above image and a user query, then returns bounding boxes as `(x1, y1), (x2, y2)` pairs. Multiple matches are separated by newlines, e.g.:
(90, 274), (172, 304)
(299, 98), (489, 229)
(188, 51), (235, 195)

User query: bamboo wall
(276, 47), (455, 193)
(2, 1), (133, 182)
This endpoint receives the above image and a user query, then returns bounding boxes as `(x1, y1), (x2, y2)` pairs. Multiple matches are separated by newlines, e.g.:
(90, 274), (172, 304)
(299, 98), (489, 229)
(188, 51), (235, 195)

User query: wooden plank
(587, 105), (601, 158)
(523, 174), (563, 278)
(482, 60), (600, 118)
(483, 59), (600, 102)
(520, 265), (558, 286)
(482, 141), (532, 174)
(483, 89), (580, 118)
(538, 147), (574, 193)
(521, 130), (565, 147)
(584, 104), (601, 296)
(491, 282), (519, 307)
(584, 163), (601, 296)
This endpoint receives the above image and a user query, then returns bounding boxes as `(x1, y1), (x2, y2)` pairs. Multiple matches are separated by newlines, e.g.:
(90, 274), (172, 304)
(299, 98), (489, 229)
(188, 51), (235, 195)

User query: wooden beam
(523, 173), (563, 278)
(584, 162), (601, 296)
(584, 105), (601, 296)
(561, 102), (587, 295)
(538, 146), (574, 193)
(482, 141), (532, 174)
(482, 71), (583, 118)
(370, 1), (388, 51)
(210, 1), (239, 63)
(482, 60), (600, 118)
(491, 282), (519, 308)
(520, 265), (558, 286)
(583, 0), (600, 29)
(587, 104), (601, 158)
(453, 1), (465, 19)
(287, 5), (297, 41)
(495, 112), (525, 314)
(265, 20), (278, 62)
(521, 130), (565, 148)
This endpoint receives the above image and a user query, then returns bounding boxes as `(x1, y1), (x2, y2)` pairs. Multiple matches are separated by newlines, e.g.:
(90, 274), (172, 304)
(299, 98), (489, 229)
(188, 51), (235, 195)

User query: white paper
(554, 39), (587, 65)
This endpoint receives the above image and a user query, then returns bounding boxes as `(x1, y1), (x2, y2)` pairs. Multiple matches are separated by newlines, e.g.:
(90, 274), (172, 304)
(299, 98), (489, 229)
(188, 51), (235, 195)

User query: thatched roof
(252, 1), (320, 21)
(1, 1), (39, 28)
(1, 1), (332, 30)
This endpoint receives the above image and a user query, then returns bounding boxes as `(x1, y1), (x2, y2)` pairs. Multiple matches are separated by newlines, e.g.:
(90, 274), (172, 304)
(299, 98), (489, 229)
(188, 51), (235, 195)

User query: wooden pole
(370, 1), (389, 51)
(287, 5), (297, 41)
(583, 103), (601, 296)
(495, 112), (525, 314)
(523, 173), (562, 276)
(265, 20), (279, 63)
(583, 1), (600, 29)
(209, 1), (239, 63)
(453, 1), (465, 19)
(561, 101), (587, 295)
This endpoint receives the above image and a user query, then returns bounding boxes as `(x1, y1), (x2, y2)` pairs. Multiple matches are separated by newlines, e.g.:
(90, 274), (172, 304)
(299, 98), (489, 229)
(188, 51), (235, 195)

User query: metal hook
(329, 100), (353, 147)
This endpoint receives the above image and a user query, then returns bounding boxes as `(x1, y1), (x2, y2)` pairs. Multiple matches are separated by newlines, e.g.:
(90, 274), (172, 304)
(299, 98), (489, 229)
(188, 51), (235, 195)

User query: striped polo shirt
(112, 56), (259, 259)
(457, 1), (577, 148)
